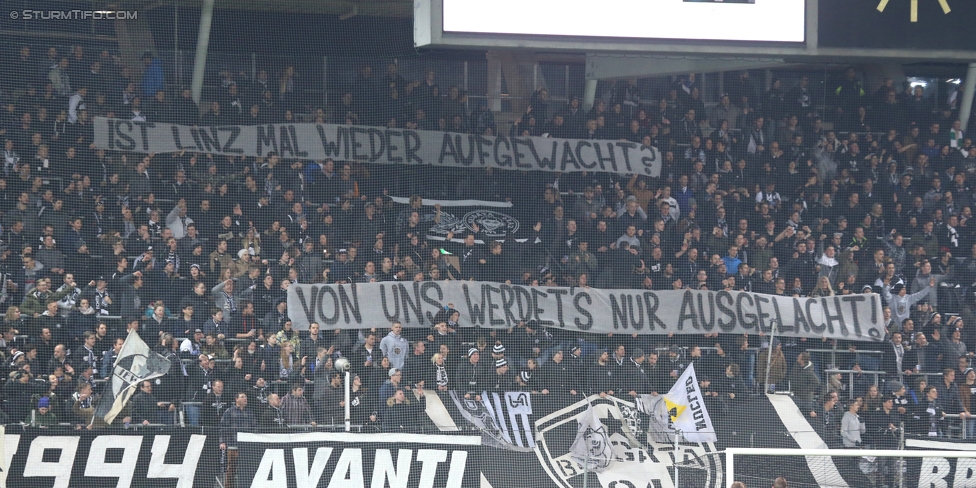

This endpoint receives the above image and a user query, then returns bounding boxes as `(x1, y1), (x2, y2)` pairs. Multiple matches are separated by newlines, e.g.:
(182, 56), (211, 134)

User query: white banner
(93, 118), (661, 176)
(287, 282), (886, 342)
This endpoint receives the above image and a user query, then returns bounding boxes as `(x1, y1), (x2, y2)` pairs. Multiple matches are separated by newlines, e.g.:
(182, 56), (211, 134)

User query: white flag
(94, 331), (172, 424)
(570, 403), (613, 472)
(663, 363), (717, 442)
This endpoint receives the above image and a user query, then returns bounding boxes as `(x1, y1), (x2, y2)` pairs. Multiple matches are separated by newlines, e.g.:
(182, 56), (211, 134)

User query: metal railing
(824, 368), (886, 400)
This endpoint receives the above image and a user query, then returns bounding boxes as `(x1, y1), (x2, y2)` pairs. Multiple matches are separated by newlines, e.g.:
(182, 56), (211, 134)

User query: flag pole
(763, 319), (780, 393)
(674, 429), (682, 488)
(581, 389), (595, 488)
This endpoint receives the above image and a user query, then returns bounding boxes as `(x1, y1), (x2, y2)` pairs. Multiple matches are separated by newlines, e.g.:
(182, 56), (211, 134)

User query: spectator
(220, 392), (257, 488)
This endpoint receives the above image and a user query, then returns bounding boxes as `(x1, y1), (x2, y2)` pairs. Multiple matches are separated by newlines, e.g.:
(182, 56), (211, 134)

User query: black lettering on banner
(695, 292), (716, 332)
(294, 285), (318, 324)
(575, 141), (596, 169)
(256, 125), (277, 155)
(421, 282), (444, 324)
(316, 124), (348, 159)
(134, 121), (154, 151)
(485, 284), (506, 327)
(640, 144), (658, 175)
(494, 137), (512, 167)
(771, 299), (790, 334)
(114, 120), (136, 150)
(822, 297), (848, 336)
(615, 141), (637, 172)
(338, 285), (361, 323)
(514, 286), (533, 321)
(403, 130), (422, 164)
(380, 284), (400, 322)
(171, 125), (197, 151)
(287, 125), (308, 157)
(350, 126), (371, 160)
(626, 294), (645, 331)
(677, 291), (697, 330)
(610, 294), (627, 330)
(438, 133), (459, 166)
(792, 298), (812, 333)
(573, 292), (593, 330)
(398, 282), (425, 324)
(318, 286), (341, 325)
(841, 295), (866, 338)
(737, 292), (756, 331)
(593, 142), (617, 172)
(805, 298), (826, 334)
(499, 284), (520, 325)
(474, 135), (493, 166)
(527, 139), (557, 171)
(560, 141), (581, 171)
(716, 291), (737, 331)
(385, 129), (403, 163)
(754, 295), (772, 333)
(218, 126), (243, 154)
(530, 288), (552, 326)
(456, 135), (477, 166)
(463, 283), (487, 326)
(642, 292), (668, 331)
(550, 288), (568, 328)
(196, 127), (222, 153)
(278, 125), (295, 157)
(868, 297), (882, 340)
(511, 137), (533, 169)
(366, 127), (385, 162)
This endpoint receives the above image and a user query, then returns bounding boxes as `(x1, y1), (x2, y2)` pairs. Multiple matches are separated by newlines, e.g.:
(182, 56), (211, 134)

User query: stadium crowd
(1, 42), (976, 473)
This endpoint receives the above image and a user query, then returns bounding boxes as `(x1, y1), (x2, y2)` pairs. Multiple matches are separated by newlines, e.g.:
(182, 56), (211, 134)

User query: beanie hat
(520, 371), (532, 383)
(468, 348), (479, 358)
(495, 358), (507, 368)
(492, 343), (506, 354)
(38, 397), (50, 408)
(888, 380), (905, 393)
(388, 368), (400, 377)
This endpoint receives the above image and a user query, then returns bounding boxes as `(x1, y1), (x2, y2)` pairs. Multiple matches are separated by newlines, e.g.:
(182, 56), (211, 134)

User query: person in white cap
(490, 358), (514, 391)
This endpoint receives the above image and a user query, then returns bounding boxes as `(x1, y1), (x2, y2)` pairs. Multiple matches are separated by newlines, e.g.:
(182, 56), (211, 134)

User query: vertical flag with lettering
(663, 363), (717, 442)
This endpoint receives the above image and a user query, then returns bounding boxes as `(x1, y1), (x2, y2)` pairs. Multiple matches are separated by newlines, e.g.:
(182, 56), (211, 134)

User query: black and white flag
(94, 331), (171, 424)
(447, 390), (535, 451)
(391, 197), (525, 245)
(570, 403), (613, 472)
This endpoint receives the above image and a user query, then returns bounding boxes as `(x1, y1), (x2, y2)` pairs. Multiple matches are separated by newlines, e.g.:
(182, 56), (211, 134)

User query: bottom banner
(2, 427), (218, 488)
(235, 432), (482, 488)
(906, 439), (976, 488)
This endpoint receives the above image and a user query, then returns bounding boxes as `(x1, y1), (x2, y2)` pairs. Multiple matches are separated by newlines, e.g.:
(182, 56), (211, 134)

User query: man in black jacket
(219, 392), (257, 488)
(185, 354), (215, 426)
(201, 379), (229, 427)
(131, 380), (175, 425)
(455, 348), (485, 399)
(540, 349), (579, 397)
(260, 393), (287, 431)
